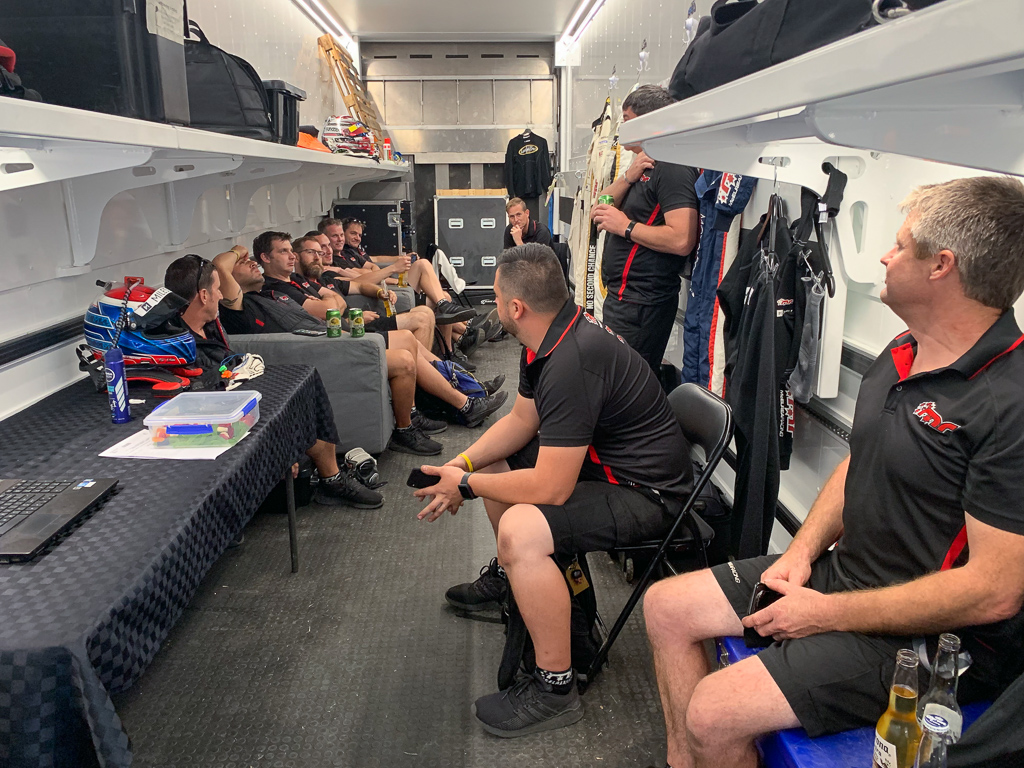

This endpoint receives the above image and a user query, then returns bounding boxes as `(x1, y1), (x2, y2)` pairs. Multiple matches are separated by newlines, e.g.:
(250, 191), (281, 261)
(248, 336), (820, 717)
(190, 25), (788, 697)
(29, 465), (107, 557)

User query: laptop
(0, 478), (118, 562)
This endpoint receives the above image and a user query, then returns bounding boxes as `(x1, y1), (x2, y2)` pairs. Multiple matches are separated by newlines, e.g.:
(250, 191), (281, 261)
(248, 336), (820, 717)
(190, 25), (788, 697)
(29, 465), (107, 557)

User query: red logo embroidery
(913, 402), (960, 433)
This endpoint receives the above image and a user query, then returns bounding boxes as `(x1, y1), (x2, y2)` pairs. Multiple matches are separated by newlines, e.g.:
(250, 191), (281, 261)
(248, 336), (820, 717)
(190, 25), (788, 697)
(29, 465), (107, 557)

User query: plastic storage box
(262, 80), (306, 145)
(144, 391), (261, 448)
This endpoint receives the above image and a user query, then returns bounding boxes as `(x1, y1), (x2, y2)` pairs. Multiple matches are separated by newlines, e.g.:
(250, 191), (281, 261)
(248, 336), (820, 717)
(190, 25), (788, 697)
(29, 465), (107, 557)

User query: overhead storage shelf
(0, 99), (409, 267)
(619, 0), (1024, 178)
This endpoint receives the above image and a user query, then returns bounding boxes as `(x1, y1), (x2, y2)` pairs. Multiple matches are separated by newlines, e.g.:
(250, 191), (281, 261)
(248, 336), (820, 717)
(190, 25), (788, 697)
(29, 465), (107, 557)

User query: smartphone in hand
(743, 582), (784, 648)
(407, 468), (441, 489)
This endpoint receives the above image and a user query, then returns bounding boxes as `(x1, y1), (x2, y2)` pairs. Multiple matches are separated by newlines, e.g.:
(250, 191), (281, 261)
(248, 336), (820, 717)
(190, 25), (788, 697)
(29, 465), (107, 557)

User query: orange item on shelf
(297, 132), (332, 153)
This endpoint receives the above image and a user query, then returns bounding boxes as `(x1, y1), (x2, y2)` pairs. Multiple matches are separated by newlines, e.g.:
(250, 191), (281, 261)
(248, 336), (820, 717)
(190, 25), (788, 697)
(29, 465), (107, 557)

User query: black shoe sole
(387, 439), (443, 456)
(435, 308), (478, 325)
(445, 594), (503, 612)
(471, 700), (584, 738)
(314, 494), (384, 509)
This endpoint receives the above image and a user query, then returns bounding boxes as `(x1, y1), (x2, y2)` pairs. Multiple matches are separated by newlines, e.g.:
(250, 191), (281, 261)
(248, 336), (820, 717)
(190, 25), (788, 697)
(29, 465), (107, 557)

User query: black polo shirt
(220, 293), (322, 335)
(188, 319), (233, 370)
(332, 246), (371, 270)
(518, 299), (693, 498)
(834, 310), (1024, 676)
(259, 273), (321, 308)
(503, 219), (553, 250)
(601, 161), (699, 306)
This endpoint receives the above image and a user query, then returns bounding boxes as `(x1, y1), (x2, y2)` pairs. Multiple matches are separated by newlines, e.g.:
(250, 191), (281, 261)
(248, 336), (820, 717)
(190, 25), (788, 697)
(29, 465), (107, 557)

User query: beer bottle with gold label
(874, 649), (923, 768)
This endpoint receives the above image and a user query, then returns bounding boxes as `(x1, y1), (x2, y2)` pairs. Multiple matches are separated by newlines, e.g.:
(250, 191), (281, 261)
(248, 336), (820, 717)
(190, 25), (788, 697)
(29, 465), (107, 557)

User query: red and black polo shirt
(259, 273), (322, 308)
(833, 309), (1024, 680)
(601, 160), (699, 306)
(518, 299), (693, 499)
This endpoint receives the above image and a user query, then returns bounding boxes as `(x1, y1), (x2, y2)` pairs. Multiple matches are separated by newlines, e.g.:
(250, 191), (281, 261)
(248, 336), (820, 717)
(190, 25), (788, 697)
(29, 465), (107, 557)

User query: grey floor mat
(113, 334), (668, 767)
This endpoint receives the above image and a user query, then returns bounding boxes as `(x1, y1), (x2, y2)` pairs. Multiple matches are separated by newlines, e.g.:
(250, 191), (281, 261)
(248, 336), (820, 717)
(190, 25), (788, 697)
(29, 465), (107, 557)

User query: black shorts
(507, 438), (678, 559)
(712, 554), (915, 737)
(365, 314), (399, 336)
(601, 296), (678, 372)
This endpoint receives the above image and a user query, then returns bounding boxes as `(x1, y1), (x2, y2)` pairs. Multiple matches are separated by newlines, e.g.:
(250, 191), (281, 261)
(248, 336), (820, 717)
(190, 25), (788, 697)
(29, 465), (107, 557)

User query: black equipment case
(333, 200), (415, 257)
(434, 195), (508, 289)
(2, 0), (190, 124)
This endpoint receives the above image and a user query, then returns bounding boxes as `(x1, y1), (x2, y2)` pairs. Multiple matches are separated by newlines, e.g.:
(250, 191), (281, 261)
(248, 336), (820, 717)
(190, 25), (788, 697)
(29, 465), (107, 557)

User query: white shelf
(619, 0), (1024, 178)
(0, 99), (409, 266)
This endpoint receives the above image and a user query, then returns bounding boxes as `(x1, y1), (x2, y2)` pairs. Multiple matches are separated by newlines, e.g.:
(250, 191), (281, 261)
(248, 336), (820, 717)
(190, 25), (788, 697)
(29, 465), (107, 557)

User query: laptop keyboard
(0, 480), (74, 527)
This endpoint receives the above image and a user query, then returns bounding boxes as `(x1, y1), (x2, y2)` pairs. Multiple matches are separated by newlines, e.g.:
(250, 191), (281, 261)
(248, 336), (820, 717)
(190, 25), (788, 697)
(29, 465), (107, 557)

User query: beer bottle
(914, 713), (951, 768)
(873, 649), (923, 768)
(379, 288), (395, 318)
(397, 271), (408, 287)
(917, 633), (963, 742)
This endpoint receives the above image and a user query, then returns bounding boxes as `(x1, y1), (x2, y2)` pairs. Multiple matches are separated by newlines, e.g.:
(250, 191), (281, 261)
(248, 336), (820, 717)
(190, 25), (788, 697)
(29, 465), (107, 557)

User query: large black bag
(669, 0), (877, 101)
(184, 21), (273, 140)
(498, 553), (603, 691)
(0, 38), (39, 100)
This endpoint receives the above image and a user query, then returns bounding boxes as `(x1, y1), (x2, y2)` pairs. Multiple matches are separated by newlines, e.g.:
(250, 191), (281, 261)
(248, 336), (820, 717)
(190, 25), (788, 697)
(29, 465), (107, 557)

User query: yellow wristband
(458, 453), (474, 472)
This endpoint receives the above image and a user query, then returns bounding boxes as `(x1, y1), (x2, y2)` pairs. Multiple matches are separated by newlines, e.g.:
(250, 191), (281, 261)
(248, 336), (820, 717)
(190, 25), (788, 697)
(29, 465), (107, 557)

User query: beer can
(598, 194), (615, 205)
(348, 308), (365, 338)
(326, 308), (343, 338)
(103, 347), (131, 424)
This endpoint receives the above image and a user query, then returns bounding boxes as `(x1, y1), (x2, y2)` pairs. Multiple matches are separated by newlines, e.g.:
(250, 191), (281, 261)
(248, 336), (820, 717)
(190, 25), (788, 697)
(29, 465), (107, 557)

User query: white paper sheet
(99, 429), (248, 461)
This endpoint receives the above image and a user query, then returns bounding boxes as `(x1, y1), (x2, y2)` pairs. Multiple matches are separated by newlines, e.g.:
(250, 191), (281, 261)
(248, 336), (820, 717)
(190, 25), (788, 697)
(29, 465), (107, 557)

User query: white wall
(0, 1), (349, 421)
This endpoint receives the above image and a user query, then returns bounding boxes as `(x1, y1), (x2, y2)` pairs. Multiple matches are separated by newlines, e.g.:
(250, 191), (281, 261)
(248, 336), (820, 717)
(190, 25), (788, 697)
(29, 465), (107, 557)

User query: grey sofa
(345, 286), (416, 314)
(229, 332), (393, 454)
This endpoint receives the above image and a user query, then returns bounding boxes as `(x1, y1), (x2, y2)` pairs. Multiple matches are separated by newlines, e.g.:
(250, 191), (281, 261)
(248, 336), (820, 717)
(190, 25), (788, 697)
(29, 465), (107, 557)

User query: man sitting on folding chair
(413, 243), (693, 738)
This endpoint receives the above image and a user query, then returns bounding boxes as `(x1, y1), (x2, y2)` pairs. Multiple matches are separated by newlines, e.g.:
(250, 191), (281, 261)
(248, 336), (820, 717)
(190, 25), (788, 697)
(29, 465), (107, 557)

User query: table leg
(285, 469), (299, 573)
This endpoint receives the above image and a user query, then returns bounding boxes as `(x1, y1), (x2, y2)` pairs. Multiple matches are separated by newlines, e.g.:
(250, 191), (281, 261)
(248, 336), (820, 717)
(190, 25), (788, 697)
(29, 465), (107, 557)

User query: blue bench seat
(717, 636), (990, 768)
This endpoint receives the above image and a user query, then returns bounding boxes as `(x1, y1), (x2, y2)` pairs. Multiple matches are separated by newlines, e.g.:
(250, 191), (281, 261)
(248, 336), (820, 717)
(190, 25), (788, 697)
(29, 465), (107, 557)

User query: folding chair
(582, 383), (734, 687)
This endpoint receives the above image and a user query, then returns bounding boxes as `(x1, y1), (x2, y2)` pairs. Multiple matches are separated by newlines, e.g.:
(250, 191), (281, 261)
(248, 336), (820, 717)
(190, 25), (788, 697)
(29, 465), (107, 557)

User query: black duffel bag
(669, 0), (945, 102)
(0, 37), (41, 101)
(184, 21), (273, 140)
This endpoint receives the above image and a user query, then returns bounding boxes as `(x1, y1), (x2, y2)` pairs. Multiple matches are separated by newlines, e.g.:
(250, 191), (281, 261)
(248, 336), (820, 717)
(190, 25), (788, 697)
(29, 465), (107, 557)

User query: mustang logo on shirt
(913, 401), (960, 433)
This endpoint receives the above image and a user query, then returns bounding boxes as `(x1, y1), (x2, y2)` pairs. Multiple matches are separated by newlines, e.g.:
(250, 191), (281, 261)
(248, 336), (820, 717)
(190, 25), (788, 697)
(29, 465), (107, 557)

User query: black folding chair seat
(581, 383), (734, 689)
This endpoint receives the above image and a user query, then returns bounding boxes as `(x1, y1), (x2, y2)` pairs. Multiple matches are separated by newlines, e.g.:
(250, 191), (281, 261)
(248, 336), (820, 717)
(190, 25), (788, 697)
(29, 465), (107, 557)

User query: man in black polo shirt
(642, 176), (1024, 768)
(503, 197), (553, 250)
(413, 243), (693, 737)
(591, 85), (699, 372)
(163, 254), (384, 509)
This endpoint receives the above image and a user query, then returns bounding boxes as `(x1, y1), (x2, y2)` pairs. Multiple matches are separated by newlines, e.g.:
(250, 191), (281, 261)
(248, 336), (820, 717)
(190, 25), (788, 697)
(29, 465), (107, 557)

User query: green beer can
(347, 308), (365, 338)
(326, 308), (343, 338)
(598, 194), (615, 205)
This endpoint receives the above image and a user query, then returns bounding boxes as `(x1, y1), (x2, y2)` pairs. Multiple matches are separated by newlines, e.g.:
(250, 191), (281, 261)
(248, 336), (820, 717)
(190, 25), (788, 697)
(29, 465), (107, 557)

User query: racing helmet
(83, 277), (196, 366)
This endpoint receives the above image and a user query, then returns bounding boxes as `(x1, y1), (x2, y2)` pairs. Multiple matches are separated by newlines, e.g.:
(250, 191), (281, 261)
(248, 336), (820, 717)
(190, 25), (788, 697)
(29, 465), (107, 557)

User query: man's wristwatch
(624, 221), (637, 243)
(458, 472), (477, 500)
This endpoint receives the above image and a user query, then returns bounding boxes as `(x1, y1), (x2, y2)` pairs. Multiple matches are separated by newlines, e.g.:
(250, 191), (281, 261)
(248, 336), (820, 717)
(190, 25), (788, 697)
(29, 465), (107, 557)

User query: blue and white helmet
(84, 279), (196, 366)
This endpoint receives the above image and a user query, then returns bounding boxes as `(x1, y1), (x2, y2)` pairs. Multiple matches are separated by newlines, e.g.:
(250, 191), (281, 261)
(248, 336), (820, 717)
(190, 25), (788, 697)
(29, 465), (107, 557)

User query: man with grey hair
(642, 176), (1024, 768)
(591, 84), (700, 371)
(413, 243), (693, 737)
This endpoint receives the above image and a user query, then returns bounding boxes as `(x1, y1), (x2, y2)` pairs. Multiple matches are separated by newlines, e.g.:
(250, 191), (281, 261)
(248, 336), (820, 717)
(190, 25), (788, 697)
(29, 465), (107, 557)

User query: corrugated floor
(113, 334), (668, 768)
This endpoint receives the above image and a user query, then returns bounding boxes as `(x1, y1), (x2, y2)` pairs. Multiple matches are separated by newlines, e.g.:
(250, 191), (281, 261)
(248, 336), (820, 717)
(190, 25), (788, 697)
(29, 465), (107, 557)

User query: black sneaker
(435, 299), (478, 325)
(445, 557), (508, 611)
(457, 326), (485, 358)
(449, 348), (477, 372)
(388, 426), (443, 456)
(458, 391), (508, 427)
(412, 410), (448, 435)
(315, 469), (385, 509)
(472, 668), (584, 738)
(479, 373), (505, 396)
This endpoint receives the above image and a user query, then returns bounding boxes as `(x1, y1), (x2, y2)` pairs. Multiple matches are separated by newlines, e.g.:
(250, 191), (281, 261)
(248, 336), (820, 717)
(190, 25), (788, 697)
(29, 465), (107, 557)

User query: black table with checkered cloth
(0, 365), (338, 768)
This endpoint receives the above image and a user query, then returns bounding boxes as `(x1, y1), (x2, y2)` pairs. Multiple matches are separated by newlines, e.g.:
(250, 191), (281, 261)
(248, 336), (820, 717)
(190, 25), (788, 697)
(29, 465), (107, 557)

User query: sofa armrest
(229, 332), (393, 454)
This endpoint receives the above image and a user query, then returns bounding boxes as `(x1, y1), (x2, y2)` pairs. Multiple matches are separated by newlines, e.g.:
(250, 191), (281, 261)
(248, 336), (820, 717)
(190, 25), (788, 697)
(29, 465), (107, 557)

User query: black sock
(459, 398), (473, 413)
(536, 666), (574, 694)
(396, 424), (414, 432)
(323, 471), (342, 482)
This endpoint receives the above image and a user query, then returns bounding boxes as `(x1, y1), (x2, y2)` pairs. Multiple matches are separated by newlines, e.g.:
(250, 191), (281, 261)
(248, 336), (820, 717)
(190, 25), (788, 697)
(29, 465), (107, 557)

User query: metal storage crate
(433, 195), (507, 289)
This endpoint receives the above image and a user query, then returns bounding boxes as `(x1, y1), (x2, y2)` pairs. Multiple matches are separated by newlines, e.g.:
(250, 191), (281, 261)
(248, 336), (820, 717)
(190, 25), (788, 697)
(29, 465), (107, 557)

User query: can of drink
(598, 194), (615, 205)
(326, 308), (343, 338)
(103, 347), (131, 424)
(348, 308), (365, 338)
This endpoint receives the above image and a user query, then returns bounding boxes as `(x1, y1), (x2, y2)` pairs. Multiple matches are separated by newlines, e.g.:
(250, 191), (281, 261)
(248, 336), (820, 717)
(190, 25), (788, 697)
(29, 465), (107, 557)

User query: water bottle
(914, 713), (950, 768)
(917, 633), (964, 742)
(103, 347), (131, 424)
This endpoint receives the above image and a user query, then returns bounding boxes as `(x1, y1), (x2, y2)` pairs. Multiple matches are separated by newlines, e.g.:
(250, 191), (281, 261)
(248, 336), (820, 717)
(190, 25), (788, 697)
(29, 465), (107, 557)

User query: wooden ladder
(318, 35), (383, 138)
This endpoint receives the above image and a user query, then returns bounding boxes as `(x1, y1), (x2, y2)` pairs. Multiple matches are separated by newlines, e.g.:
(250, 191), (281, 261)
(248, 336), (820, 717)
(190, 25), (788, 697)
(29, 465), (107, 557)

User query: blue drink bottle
(103, 348), (131, 423)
